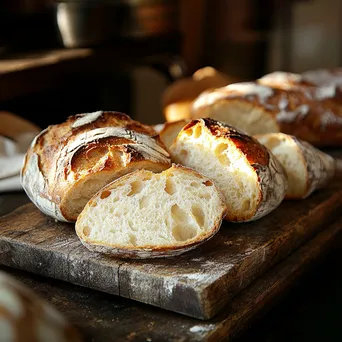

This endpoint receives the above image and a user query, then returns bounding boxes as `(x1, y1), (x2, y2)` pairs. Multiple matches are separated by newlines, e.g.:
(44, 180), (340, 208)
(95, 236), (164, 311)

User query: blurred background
(1, 0), (341, 128)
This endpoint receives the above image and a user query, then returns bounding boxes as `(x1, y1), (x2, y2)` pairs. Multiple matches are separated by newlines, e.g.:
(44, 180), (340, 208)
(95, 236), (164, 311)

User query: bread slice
(75, 164), (226, 259)
(20, 111), (171, 222)
(254, 133), (336, 199)
(158, 119), (189, 151)
(169, 118), (288, 222)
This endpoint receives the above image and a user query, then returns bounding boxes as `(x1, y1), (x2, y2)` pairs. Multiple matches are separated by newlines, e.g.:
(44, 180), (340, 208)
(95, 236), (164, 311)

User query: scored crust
(20, 111), (171, 222)
(191, 81), (342, 147)
(169, 118), (288, 222)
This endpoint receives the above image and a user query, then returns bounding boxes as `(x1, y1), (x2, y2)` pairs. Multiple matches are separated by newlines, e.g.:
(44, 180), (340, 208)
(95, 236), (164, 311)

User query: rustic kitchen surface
(1, 179), (342, 341)
(1, 1), (342, 341)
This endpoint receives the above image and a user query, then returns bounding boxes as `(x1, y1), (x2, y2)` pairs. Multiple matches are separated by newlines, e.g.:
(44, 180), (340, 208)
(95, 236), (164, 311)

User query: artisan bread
(258, 70), (342, 107)
(259, 70), (342, 100)
(0, 271), (82, 342)
(75, 164), (226, 258)
(191, 81), (342, 147)
(158, 119), (189, 151)
(254, 133), (336, 199)
(20, 111), (171, 222)
(162, 66), (233, 122)
(301, 67), (342, 87)
(168, 118), (288, 222)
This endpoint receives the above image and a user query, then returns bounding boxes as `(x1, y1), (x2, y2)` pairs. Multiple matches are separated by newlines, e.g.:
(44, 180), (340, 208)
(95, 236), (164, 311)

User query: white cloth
(0, 132), (37, 192)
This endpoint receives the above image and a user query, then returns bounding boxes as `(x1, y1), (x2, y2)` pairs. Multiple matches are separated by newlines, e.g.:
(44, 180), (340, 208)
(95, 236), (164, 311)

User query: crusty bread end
(255, 132), (335, 199)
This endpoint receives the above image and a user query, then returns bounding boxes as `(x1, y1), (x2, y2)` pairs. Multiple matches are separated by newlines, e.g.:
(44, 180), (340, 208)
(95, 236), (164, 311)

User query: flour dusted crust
(301, 68), (342, 87)
(191, 79), (342, 147)
(20, 111), (171, 222)
(169, 118), (288, 222)
(291, 137), (335, 198)
(0, 271), (82, 342)
(255, 132), (336, 199)
(75, 164), (226, 259)
(258, 70), (342, 103)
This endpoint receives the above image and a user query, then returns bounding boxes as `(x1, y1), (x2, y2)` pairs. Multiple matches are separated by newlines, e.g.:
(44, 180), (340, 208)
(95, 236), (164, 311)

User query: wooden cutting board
(1, 182), (342, 320)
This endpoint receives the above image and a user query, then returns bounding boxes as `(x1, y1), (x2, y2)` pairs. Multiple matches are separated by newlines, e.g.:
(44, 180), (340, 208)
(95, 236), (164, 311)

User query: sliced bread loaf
(168, 118), (288, 222)
(75, 164), (227, 258)
(254, 133), (336, 199)
(20, 111), (171, 222)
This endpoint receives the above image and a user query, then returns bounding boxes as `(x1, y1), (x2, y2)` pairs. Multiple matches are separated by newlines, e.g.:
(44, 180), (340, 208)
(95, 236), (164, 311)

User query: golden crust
(162, 67), (235, 122)
(162, 67), (232, 107)
(191, 81), (342, 147)
(172, 119), (287, 222)
(21, 111), (171, 222)
(184, 118), (270, 167)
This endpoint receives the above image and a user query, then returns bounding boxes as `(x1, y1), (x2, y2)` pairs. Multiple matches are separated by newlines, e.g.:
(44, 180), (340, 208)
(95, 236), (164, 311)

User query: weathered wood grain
(2, 217), (341, 342)
(1, 184), (342, 320)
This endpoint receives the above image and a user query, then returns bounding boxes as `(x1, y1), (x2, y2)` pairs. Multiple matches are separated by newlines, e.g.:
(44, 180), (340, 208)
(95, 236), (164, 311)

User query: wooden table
(1, 186), (342, 342)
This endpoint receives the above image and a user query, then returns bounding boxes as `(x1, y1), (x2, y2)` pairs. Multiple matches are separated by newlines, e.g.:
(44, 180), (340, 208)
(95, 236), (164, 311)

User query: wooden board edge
(203, 218), (342, 342)
(199, 189), (342, 319)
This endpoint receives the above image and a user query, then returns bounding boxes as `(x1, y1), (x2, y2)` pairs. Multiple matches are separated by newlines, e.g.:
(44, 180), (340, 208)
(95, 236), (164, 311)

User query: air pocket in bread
(168, 118), (288, 222)
(75, 164), (227, 259)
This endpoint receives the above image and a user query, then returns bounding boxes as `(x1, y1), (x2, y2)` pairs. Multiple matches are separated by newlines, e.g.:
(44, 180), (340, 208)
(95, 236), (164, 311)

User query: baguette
(301, 68), (342, 88)
(75, 164), (226, 259)
(191, 81), (342, 147)
(20, 111), (171, 222)
(258, 70), (342, 108)
(254, 132), (336, 199)
(168, 118), (288, 222)
(0, 271), (82, 342)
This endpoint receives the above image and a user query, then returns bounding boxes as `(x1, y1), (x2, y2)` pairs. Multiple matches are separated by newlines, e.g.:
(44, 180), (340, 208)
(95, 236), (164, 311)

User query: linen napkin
(0, 132), (38, 192)
(0, 112), (40, 192)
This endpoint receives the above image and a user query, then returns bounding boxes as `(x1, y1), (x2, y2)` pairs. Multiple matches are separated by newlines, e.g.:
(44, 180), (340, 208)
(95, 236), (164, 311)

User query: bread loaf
(162, 67), (233, 122)
(168, 118), (288, 222)
(301, 68), (342, 88)
(191, 80), (342, 147)
(0, 271), (82, 342)
(20, 111), (171, 222)
(254, 132), (336, 199)
(158, 119), (189, 151)
(258, 70), (342, 107)
(75, 164), (226, 258)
